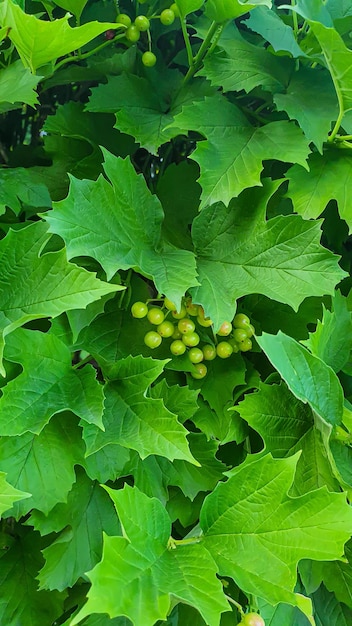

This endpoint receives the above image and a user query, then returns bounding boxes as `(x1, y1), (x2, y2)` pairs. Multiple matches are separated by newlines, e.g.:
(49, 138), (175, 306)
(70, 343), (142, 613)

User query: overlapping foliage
(1, 0), (352, 625)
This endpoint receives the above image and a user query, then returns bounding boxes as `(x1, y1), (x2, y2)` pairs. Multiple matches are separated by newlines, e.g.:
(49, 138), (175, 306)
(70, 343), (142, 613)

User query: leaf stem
(224, 595), (244, 616)
(291, 0), (299, 36)
(180, 17), (194, 69)
(181, 20), (219, 88)
(53, 32), (126, 73)
(72, 354), (93, 369)
(167, 535), (202, 549)
(329, 108), (345, 143)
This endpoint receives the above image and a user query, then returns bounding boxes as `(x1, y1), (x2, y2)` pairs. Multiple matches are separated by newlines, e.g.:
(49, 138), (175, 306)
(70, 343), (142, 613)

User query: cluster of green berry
(131, 296), (255, 379)
(115, 4), (179, 67)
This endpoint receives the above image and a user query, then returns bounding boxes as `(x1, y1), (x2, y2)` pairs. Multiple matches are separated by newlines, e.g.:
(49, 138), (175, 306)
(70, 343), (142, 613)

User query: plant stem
(168, 535), (202, 549)
(291, 0), (298, 36)
(224, 595), (244, 616)
(53, 32), (126, 72)
(181, 20), (219, 88)
(180, 17), (194, 68)
(72, 354), (93, 369)
(336, 134), (352, 142)
(329, 108), (345, 143)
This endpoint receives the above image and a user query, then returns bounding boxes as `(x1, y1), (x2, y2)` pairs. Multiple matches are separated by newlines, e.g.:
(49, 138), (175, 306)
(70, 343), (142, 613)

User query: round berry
(228, 338), (240, 352)
(233, 328), (248, 343)
(164, 297), (177, 311)
(241, 613), (265, 626)
(217, 321), (232, 336)
(142, 51), (157, 67)
(147, 307), (165, 325)
(216, 341), (233, 359)
(233, 313), (251, 329)
(157, 320), (175, 337)
(202, 344), (216, 361)
(182, 332), (200, 347)
(170, 3), (180, 17)
(170, 339), (186, 355)
(135, 15), (150, 31)
(188, 347), (204, 363)
(238, 338), (252, 352)
(160, 8), (175, 25)
(126, 25), (141, 42)
(185, 300), (199, 316)
(172, 305), (187, 319)
(131, 301), (148, 318)
(191, 363), (207, 379)
(144, 331), (162, 349)
(172, 328), (182, 340)
(104, 29), (116, 40)
(116, 13), (132, 27)
(178, 318), (195, 334)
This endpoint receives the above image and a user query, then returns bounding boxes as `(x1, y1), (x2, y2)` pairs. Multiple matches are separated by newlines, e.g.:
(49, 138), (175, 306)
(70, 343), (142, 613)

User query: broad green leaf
(53, 0), (88, 18)
(238, 383), (339, 495)
(257, 598), (311, 626)
(312, 583), (352, 626)
(29, 468), (120, 591)
(280, 0), (333, 26)
(190, 183), (345, 329)
(82, 356), (197, 464)
(44, 150), (198, 310)
(71, 485), (229, 626)
(0, 413), (85, 517)
(317, 542), (352, 609)
(200, 37), (292, 94)
(205, 0), (272, 23)
(0, 528), (64, 626)
(191, 354), (246, 443)
(0, 60), (41, 108)
(0, 472), (30, 517)
(0, 220), (121, 376)
(0, 0), (124, 72)
(257, 331), (344, 426)
(308, 21), (352, 119)
(149, 379), (199, 425)
(0, 166), (51, 216)
(200, 454), (352, 620)
(246, 6), (305, 57)
(83, 444), (131, 484)
(274, 67), (338, 153)
(0, 328), (104, 435)
(86, 73), (213, 154)
(175, 0), (204, 17)
(286, 149), (352, 232)
(169, 94), (310, 207)
(302, 291), (352, 372)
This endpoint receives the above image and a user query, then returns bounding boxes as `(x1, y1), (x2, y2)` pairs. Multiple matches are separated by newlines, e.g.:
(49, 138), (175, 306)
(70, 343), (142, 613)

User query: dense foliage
(1, 0), (352, 624)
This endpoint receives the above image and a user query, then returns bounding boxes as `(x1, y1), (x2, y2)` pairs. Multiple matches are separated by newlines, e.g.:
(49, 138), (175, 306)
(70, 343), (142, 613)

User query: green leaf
(0, 166), (51, 216)
(302, 291), (352, 372)
(279, 0), (333, 26)
(0, 328), (104, 435)
(86, 73), (213, 154)
(82, 355), (197, 464)
(0, 528), (64, 626)
(0, 221), (120, 376)
(274, 67), (338, 153)
(0, 472), (30, 517)
(0, 0), (123, 71)
(28, 468), (120, 591)
(205, 0), (272, 23)
(200, 454), (352, 620)
(71, 485), (229, 626)
(309, 21), (352, 117)
(175, 0), (204, 18)
(44, 149), (198, 309)
(256, 331), (344, 426)
(0, 413), (85, 517)
(200, 36), (292, 94)
(286, 149), (352, 232)
(0, 60), (41, 108)
(246, 6), (305, 57)
(238, 383), (339, 495)
(169, 94), (310, 207)
(312, 584), (352, 626)
(190, 182), (345, 329)
(317, 542), (352, 610)
(53, 0), (88, 18)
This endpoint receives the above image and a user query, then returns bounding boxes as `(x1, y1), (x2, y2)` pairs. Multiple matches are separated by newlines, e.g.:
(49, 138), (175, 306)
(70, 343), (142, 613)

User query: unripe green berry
(233, 328), (248, 343)
(238, 338), (252, 352)
(233, 313), (251, 329)
(147, 307), (165, 325)
(126, 25), (141, 42)
(160, 8), (175, 25)
(131, 301), (148, 318)
(170, 339), (186, 355)
(182, 332), (200, 347)
(202, 344), (217, 361)
(216, 341), (233, 359)
(144, 331), (162, 349)
(157, 320), (175, 337)
(135, 15), (150, 31)
(142, 51), (157, 67)
(116, 13), (132, 27)
(170, 3), (180, 17)
(191, 363), (207, 379)
(188, 347), (204, 363)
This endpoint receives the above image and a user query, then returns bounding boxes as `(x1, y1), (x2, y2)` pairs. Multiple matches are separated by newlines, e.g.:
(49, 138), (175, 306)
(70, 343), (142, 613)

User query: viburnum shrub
(1, 0), (352, 625)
